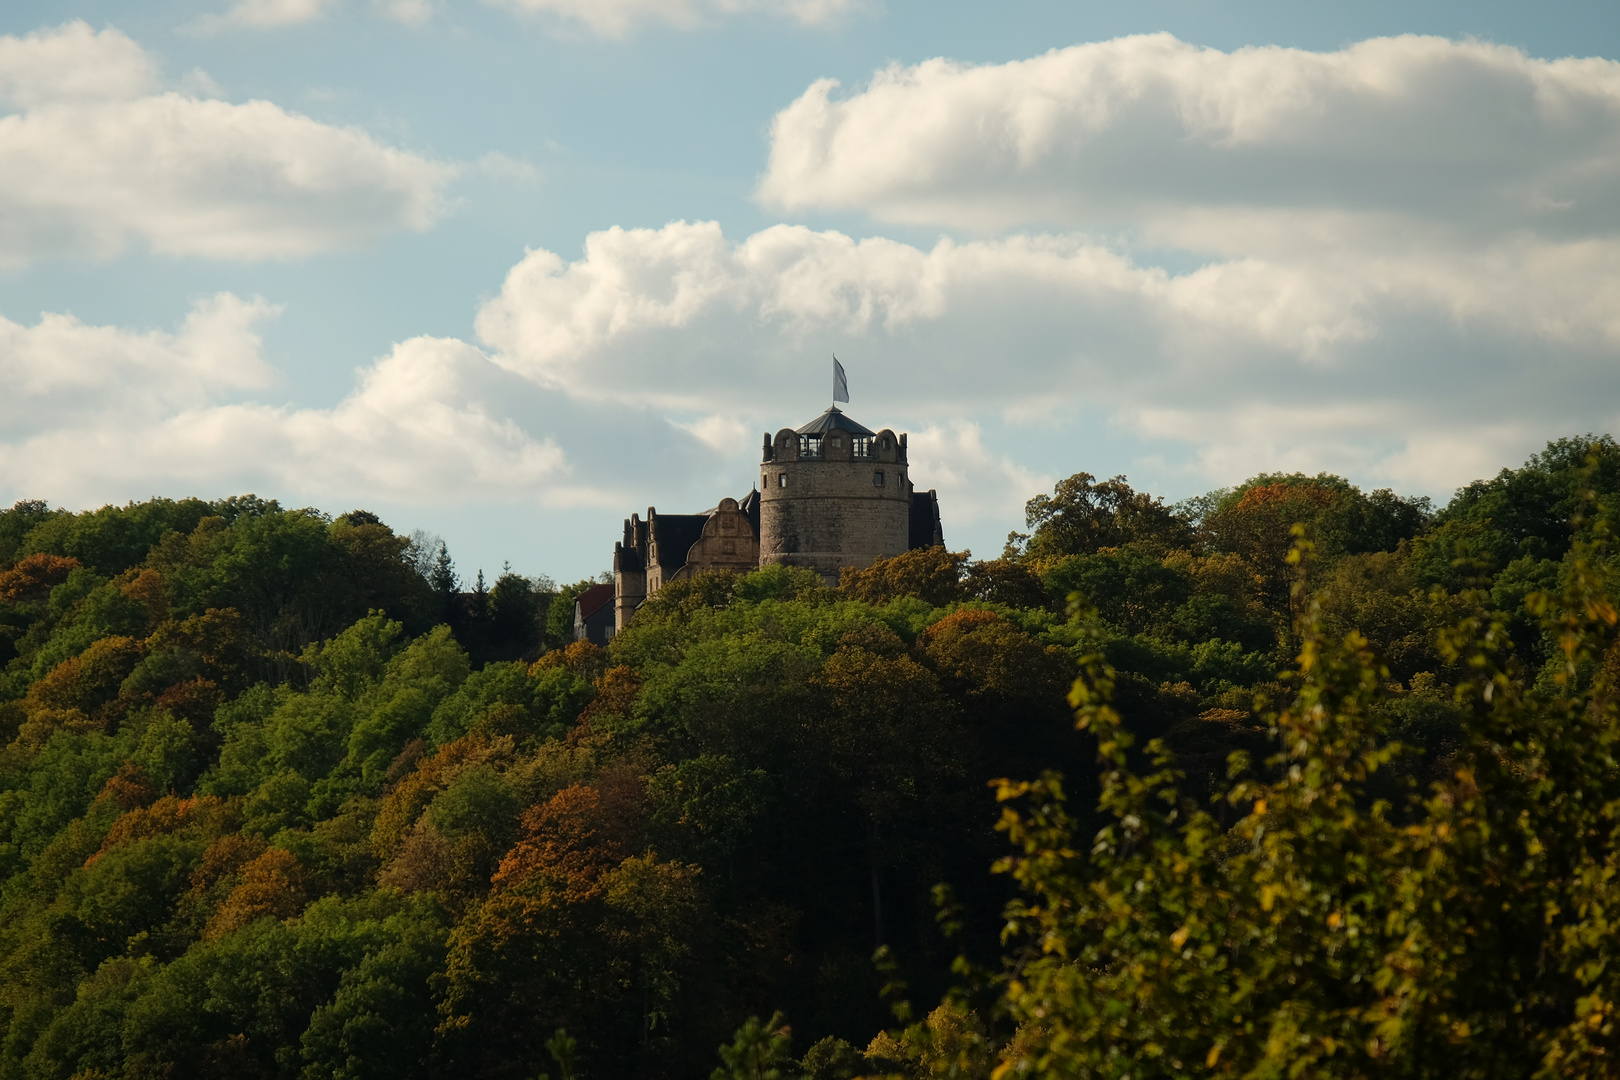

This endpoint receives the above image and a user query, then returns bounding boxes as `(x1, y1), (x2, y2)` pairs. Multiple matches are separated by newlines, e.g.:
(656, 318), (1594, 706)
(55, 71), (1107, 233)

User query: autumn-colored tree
(1017, 473), (1193, 561)
(0, 552), (81, 606)
(17, 634), (145, 746)
(532, 639), (610, 681)
(839, 547), (968, 608)
(205, 846), (309, 938)
(491, 770), (645, 900)
(1199, 474), (1432, 622)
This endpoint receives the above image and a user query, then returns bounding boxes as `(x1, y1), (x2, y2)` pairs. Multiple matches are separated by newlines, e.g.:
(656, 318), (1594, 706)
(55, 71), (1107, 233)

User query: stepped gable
(616, 516), (647, 573)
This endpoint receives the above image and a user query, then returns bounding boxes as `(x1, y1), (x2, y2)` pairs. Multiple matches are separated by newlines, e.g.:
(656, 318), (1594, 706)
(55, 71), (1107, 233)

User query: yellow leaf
(1328, 911), (1342, 929)
(992, 1063), (1013, 1080)
(1252, 799), (1267, 817)
(1206, 1044), (1222, 1067)
(1261, 885), (1276, 912)
(1170, 926), (1190, 949)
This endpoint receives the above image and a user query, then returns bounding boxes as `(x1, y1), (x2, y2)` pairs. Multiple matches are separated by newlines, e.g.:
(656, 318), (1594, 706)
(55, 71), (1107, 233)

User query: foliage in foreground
(852, 522), (1620, 1078)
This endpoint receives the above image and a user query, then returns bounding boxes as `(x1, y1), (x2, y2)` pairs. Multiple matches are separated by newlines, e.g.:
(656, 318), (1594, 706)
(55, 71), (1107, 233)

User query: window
(779, 473), (788, 488)
(722, 539), (736, 554)
(798, 434), (822, 458)
(873, 471), (885, 487)
(853, 436), (871, 457)
(880, 437), (890, 450)
(830, 436), (842, 450)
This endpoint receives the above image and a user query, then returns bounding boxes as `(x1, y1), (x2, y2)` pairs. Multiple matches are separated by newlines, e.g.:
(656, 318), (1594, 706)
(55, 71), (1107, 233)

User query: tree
(712, 1012), (794, 1080)
(1198, 474), (1433, 622)
(928, 522), (1620, 1079)
(1017, 474), (1193, 561)
(1414, 435), (1620, 589)
(430, 542), (458, 600)
(809, 632), (966, 949)
(0, 501), (62, 568)
(839, 548), (967, 608)
(487, 566), (544, 663)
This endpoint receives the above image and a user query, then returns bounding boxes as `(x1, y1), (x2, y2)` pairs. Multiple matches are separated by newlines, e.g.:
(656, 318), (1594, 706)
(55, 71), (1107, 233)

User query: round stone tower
(758, 406), (913, 581)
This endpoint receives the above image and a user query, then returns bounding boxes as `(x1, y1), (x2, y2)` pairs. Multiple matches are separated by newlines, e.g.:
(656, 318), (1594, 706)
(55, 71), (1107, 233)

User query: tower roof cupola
(795, 406), (875, 437)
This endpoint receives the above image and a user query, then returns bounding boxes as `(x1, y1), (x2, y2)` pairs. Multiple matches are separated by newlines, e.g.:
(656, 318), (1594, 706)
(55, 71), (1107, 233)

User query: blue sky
(2, 0), (1618, 583)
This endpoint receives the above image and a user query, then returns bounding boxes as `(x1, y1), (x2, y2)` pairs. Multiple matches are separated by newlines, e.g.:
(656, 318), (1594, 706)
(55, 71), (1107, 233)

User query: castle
(598, 406), (943, 640)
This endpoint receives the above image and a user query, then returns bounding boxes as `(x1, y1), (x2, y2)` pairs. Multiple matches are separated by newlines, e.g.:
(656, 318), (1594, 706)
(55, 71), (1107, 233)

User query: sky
(2, 0), (1618, 584)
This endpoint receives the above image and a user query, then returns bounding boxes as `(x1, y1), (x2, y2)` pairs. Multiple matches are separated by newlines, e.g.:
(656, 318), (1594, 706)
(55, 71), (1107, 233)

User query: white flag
(833, 357), (849, 403)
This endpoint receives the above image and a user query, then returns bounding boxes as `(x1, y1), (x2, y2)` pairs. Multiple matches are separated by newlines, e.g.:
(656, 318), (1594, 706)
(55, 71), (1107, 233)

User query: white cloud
(484, 0), (858, 38)
(673, 414), (752, 455)
(0, 21), (156, 108)
(0, 21), (455, 264)
(0, 296), (570, 506)
(758, 33), (1620, 249)
(471, 217), (1620, 503)
(907, 421), (1047, 530)
(0, 294), (276, 431)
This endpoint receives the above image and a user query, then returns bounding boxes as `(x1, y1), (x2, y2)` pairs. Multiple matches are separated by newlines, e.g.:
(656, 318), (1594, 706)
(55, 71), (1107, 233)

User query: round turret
(758, 407), (912, 581)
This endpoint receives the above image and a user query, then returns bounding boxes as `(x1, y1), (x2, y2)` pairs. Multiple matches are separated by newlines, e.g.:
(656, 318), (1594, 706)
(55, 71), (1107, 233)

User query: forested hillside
(0, 436), (1615, 1079)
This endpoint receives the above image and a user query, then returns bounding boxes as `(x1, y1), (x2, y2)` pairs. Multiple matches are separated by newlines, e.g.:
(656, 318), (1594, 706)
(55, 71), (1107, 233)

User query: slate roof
(795, 407), (875, 437)
(909, 489), (943, 550)
(650, 513), (709, 570)
(739, 489), (761, 538)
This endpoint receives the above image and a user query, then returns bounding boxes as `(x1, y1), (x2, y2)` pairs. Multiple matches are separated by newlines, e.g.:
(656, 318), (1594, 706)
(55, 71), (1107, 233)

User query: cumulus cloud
(758, 33), (1620, 249)
(0, 296), (570, 507)
(906, 421), (1048, 528)
(673, 414), (753, 455)
(744, 34), (1620, 499)
(485, 0), (858, 38)
(0, 294), (276, 433)
(471, 217), (1620, 500)
(0, 21), (455, 264)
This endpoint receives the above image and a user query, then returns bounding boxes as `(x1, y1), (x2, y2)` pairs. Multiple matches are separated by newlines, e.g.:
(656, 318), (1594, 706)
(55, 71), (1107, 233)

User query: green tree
(1017, 474), (1193, 561)
(712, 1012), (795, 1080)
(933, 521), (1620, 1080)
(545, 579), (600, 648)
